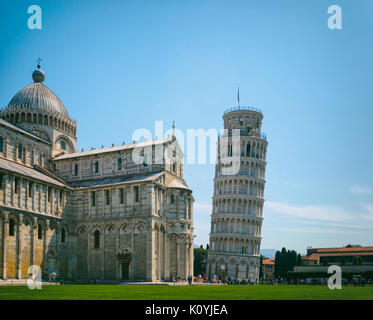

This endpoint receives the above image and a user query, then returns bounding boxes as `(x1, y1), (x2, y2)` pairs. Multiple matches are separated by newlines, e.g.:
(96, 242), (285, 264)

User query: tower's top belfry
(222, 106), (264, 139)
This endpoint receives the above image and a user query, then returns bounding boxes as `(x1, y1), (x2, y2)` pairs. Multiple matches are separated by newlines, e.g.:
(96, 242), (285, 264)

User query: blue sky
(1, 0), (373, 254)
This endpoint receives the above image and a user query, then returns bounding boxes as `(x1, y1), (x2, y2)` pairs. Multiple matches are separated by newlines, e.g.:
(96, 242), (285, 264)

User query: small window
(246, 144), (251, 156)
(9, 219), (15, 236)
(172, 163), (176, 173)
(18, 143), (22, 159)
(94, 230), (100, 248)
(170, 194), (174, 204)
(74, 163), (79, 176)
(29, 181), (33, 197)
(91, 191), (96, 207)
(119, 188), (124, 204)
(117, 157), (122, 170)
(0, 136), (3, 153)
(134, 186), (139, 203)
(60, 140), (66, 150)
(48, 187), (52, 202)
(60, 190), (63, 204)
(14, 178), (19, 194)
(94, 161), (99, 173)
(38, 223), (43, 240)
(0, 174), (3, 190)
(61, 228), (66, 243)
(105, 190), (110, 205)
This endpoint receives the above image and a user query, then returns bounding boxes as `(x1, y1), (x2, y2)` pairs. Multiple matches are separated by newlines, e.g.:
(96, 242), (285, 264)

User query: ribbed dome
(7, 66), (69, 118)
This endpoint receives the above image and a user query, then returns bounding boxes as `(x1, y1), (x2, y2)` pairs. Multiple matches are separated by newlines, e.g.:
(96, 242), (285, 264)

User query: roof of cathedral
(0, 118), (51, 144)
(69, 171), (164, 188)
(167, 178), (191, 191)
(6, 65), (70, 119)
(0, 157), (67, 187)
(53, 137), (174, 160)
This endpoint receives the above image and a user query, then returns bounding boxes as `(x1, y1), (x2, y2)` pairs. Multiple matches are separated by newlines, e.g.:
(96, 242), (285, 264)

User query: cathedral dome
(7, 65), (70, 118)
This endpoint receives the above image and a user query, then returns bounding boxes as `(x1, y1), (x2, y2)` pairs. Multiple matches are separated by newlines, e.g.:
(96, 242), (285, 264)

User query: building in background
(206, 106), (268, 283)
(262, 258), (275, 280)
(0, 64), (194, 282)
(294, 246), (373, 273)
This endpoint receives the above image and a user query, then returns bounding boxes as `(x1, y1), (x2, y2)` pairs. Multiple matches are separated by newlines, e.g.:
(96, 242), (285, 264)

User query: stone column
(42, 219), (49, 279)
(156, 229), (160, 280)
(164, 233), (170, 281)
(16, 214), (23, 279)
(30, 217), (37, 269)
(176, 194), (180, 219)
(184, 240), (188, 278)
(124, 188), (128, 215)
(151, 226), (156, 281)
(101, 228), (105, 280)
(130, 230), (135, 280)
(10, 175), (14, 207)
(55, 222), (60, 276)
(2, 211), (9, 280)
(87, 228), (91, 279)
(116, 228), (120, 280)
(161, 229), (165, 280)
(189, 241), (194, 277)
(176, 238), (180, 277)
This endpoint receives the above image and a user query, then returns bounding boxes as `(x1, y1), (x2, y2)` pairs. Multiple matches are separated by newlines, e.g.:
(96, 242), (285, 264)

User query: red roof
(302, 246), (373, 261)
(262, 258), (275, 265)
(312, 246), (373, 253)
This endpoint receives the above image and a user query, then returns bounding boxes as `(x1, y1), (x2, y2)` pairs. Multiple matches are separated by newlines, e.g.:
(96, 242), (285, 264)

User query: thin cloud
(265, 201), (353, 222)
(361, 204), (373, 221)
(194, 202), (212, 213)
(350, 184), (372, 195)
(265, 226), (371, 235)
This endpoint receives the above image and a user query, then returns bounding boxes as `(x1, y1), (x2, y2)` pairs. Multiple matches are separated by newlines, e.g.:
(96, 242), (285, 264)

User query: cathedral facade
(0, 64), (194, 282)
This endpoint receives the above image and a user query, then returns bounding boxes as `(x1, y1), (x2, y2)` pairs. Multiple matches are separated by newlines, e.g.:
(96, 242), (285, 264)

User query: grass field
(0, 284), (373, 300)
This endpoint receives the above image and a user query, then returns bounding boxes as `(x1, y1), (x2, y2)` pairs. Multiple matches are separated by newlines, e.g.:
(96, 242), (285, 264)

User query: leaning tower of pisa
(206, 106), (268, 283)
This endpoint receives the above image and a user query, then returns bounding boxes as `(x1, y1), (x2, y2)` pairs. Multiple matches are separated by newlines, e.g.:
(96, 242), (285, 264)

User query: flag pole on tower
(237, 87), (240, 107)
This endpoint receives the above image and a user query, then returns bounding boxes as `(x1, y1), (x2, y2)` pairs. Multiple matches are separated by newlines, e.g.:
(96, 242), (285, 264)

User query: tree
(345, 244), (361, 248)
(200, 244), (203, 249)
(352, 256), (362, 265)
(259, 255), (264, 280)
(206, 244), (210, 250)
(296, 254), (302, 266)
(274, 247), (299, 278)
(193, 247), (208, 276)
(274, 250), (281, 278)
(340, 256), (346, 266)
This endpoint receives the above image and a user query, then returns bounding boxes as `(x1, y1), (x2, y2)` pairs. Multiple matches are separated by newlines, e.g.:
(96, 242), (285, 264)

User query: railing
(224, 106), (262, 115)
(220, 130), (267, 140)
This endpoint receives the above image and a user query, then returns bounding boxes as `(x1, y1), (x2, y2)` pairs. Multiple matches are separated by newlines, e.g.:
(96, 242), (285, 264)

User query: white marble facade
(0, 65), (194, 282)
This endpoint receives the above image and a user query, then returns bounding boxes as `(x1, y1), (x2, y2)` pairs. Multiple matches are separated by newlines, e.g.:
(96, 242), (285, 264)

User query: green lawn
(0, 284), (373, 300)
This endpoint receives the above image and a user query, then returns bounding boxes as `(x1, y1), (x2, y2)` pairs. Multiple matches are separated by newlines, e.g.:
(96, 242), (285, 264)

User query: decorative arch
(134, 221), (147, 233)
(77, 225), (88, 235)
(120, 223), (131, 233)
(119, 245), (131, 255)
(105, 223), (116, 234)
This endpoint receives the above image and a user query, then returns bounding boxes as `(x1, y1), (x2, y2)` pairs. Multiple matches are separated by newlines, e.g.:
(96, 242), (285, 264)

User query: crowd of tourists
(266, 275), (372, 286)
